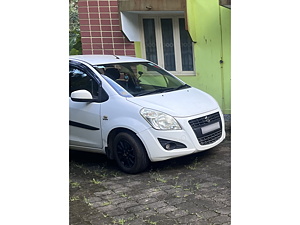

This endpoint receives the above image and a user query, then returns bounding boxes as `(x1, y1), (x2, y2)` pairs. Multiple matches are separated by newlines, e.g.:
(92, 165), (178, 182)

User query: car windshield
(93, 62), (190, 97)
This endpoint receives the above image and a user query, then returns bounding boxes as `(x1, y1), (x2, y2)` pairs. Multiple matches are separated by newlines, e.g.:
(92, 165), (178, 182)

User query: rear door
(69, 62), (103, 149)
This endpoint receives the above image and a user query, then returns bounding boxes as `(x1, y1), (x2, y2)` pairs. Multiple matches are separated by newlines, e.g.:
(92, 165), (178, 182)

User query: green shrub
(69, 0), (82, 55)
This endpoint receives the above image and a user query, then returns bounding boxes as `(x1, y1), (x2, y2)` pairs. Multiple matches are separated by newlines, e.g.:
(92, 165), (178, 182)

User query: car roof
(69, 55), (149, 65)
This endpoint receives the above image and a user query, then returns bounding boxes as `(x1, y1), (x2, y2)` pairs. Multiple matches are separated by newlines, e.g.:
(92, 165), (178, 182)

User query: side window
(69, 66), (99, 97)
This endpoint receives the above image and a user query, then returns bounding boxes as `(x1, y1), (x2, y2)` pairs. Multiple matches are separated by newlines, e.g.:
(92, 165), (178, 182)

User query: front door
(69, 65), (103, 149)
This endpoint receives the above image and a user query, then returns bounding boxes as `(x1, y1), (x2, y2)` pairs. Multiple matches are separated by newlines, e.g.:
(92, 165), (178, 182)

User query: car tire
(113, 131), (150, 174)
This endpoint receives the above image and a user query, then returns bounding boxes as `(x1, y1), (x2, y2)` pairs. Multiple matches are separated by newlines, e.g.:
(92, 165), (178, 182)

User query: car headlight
(140, 108), (181, 130)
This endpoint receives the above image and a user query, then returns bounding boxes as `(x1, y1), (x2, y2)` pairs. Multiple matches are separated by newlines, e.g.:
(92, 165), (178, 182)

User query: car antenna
(113, 55), (120, 59)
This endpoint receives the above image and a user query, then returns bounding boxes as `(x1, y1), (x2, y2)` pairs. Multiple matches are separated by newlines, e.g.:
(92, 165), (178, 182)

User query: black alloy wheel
(113, 131), (150, 174)
(116, 139), (135, 168)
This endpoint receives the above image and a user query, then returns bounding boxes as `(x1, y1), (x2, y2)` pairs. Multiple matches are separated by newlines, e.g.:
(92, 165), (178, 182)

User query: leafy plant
(70, 181), (80, 188)
(185, 158), (201, 170)
(144, 219), (157, 225)
(83, 168), (92, 175)
(113, 219), (126, 225)
(91, 178), (102, 184)
(150, 170), (167, 183)
(70, 196), (80, 201)
(195, 183), (201, 190)
(155, 177), (167, 183)
(120, 193), (128, 198)
(69, 0), (82, 55)
(172, 181), (182, 189)
(102, 201), (112, 206)
(83, 196), (93, 206)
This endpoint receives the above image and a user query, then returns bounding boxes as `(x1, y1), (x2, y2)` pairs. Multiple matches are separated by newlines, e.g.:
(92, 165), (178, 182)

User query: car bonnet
(126, 87), (219, 117)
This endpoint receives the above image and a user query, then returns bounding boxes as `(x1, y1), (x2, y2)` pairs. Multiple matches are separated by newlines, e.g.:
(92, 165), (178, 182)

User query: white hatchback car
(69, 55), (225, 173)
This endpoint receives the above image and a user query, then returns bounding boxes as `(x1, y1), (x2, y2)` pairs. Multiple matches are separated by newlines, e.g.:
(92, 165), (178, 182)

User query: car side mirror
(71, 90), (95, 102)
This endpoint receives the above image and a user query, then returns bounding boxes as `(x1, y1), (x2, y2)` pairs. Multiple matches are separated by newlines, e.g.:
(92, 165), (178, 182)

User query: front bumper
(137, 109), (226, 162)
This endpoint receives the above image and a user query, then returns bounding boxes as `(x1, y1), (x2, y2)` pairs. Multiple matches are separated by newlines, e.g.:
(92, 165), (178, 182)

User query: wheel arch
(105, 127), (146, 160)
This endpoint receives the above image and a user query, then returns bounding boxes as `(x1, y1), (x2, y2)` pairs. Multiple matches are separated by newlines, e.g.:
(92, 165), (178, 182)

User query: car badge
(205, 116), (210, 123)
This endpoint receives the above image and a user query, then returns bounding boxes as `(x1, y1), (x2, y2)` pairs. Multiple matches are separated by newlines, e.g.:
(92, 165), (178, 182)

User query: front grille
(189, 112), (220, 128)
(188, 112), (222, 146)
(198, 129), (222, 145)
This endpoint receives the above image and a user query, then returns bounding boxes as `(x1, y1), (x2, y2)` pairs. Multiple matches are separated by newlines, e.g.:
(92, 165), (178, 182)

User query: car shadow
(69, 147), (216, 175)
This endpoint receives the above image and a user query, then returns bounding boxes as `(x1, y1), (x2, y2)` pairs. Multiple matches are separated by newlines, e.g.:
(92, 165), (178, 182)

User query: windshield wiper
(135, 88), (175, 96)
(174, 84), (191, 90)
(135, 85), (190, 96)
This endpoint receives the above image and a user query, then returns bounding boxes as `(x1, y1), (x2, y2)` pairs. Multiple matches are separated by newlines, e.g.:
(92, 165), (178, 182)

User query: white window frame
(140, 15), (195, 76)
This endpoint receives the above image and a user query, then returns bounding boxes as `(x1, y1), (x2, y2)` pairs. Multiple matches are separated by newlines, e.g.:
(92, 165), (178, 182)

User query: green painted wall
(182, 0), (231, 114)
(134, 41), (142, 58)
(219, 6), (231, 114)
(134, 0), (231, 114)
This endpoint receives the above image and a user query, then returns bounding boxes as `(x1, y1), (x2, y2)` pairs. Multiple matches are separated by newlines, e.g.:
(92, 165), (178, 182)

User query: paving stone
(215, 206), (231, 215)
(157, 184), (175, 191)
(196, 210), (219, 219)
(126, 204), (147, 213)
(173, 190), (194, 198)
(95, 203), (118, 212)
(144, 201), (168, 211)
(110, 197), (128, 205)
(156, 205), (177, 214)
(209, 215), (231, 224)
(112, 186), (132, 194)
(87, 196), (102, 203)
(156, 218), (178, 225)
(186, 220), (211, 225)
(110, 212), (136, 222)
(164, 188), (181, 195)
(165, 196), (187, 205)
(221, 222), (231, 225)
(134, 209), (157, 219)
(103, 208), (127, 217)
(117, 201), (139, 210)
(124, 180), (143, 187)
(125, 218), (145, 225)
(147, 190), (166, 198)
(146, 213), (169, 223)
(130, 192), (151, 200)
(94, 190), (114, 196)
(89, 200), (112, 208)
(166, 209), (189, 218)
(212, 194), (230, 202)
(89, 215), (112, 225)
(176, 201), (206, 214)
(136, 197), (157, 205)
(176, 214), (199, 224)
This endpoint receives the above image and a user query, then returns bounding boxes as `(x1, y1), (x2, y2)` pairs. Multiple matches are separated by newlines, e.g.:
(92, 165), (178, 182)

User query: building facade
(77, 0), (231, 114)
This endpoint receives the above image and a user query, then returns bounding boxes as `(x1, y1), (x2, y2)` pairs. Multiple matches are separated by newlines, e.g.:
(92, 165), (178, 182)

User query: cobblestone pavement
(69, 129), (231, 225)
